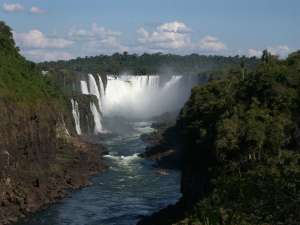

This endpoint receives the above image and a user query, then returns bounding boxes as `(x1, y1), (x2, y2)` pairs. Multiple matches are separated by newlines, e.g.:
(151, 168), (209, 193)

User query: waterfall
(98, 74), (105, 113)
(75, 74), (196, 132)
(148, 76), (160, 88)
(78, 74), (105, 134)
(80, 80), (89, 95)
(98, 74), (105, 98)
(88, 74), (103, 114)
(70, 99), (82, 135)
(102, 75), (191, 119)
(88, 74), (101, 101)
(90, 102), (103, 134)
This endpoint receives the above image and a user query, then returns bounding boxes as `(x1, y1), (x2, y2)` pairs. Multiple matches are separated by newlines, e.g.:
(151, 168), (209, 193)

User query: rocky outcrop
(0, 99), (106, 225)
(140, 120), (182, 170)
(138, 120), (186, 225)
(0, 21), (106, 225)
(138, 120), (210, 225)
(71, 94), (99, 135)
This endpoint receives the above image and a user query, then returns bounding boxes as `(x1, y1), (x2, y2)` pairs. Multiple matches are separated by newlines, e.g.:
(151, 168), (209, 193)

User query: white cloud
(2, 3), (24, 12)
(137, 21), (226, 53)
(268, 45), (290, 58)
(158, 21), (191, 33)
(69, 23), (121, 41)
(14, 30), (73, 49)
(69, 23), (128, 54)
(247, 45), (291, 58)
(196, 36), (226, 52)
(248, 48), (262, 57)
(137, 21), (191, 50)
(30, 6), (45, 14)
(22, 49), (74, 62)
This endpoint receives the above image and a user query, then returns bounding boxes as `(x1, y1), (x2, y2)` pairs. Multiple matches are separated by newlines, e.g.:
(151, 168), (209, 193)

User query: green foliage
(0, 21), (64, 105)
(39, 52), (259, 78)
(177, 50), (300, 225)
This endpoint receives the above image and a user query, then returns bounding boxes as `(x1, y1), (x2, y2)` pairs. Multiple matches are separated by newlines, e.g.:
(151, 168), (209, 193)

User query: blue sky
(0, 0), (299, 61)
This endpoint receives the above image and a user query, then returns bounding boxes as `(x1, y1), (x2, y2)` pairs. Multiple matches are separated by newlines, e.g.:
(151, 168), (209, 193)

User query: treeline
(175, 50), (300, 224)
(39, 52), (259, 77)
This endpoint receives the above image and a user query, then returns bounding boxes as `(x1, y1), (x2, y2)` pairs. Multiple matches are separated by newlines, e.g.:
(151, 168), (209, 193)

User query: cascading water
(102, 75), (194, 119)
(98, 74), (105, 98)
(90, 102), (103, 133)
(80, 80), (89, 95)
(97, 74), (105, 113)
(76, 74), (197, 133)
(88, 74), (101, 101)
(78, 74), (105, 134)
(70, 99), (82, 135)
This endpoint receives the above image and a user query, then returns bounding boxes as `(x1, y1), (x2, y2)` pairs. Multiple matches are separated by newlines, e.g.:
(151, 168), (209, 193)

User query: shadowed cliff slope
(0, 22), (105, 224)
(138, 50), (300, 225)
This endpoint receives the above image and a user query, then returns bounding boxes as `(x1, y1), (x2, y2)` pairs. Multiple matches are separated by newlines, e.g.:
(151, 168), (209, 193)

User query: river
(18, 121), (181, 225)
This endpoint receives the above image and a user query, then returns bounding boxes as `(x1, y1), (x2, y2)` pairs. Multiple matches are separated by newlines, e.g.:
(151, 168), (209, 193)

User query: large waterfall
(71, 74), (197, 134)
(103, 75), (193, 119)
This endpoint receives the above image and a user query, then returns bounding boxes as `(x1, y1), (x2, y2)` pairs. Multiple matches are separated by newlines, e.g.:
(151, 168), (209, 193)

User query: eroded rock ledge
(0, 101), (106, 225)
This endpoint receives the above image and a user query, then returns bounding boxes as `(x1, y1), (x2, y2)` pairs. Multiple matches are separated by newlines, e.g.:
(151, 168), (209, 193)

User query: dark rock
(0, 100), (106, 225)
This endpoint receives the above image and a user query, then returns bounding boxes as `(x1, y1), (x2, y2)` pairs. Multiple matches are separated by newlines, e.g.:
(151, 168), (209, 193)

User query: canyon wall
(0, 22), (105, 224)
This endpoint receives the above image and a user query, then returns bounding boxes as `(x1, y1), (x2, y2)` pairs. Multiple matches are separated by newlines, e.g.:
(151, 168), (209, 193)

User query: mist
(102, 74), (199, 120)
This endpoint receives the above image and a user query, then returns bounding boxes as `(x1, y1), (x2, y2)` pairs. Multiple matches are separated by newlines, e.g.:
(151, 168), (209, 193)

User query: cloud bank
(248, 45), (291, 58)
(10, 20), (292, 62)
(30, 6), (46, 14)
(137, 21), (226, 53)
(2, 3), (46, 14)
(14, 30), (73, 49)
(2, 3), (24, 12)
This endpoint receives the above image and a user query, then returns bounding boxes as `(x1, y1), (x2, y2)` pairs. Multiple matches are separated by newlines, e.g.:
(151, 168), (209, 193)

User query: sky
(0, 0), (299, 62)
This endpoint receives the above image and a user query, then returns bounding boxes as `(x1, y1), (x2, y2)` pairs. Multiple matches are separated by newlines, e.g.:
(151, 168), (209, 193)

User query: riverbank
(0, 135), (106, 225)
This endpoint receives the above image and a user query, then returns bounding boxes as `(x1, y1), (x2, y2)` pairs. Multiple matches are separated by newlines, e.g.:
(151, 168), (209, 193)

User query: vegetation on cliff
(0, 22), (62, 102)
(0, 22), (105, 224)
(174, 50), (300, 225)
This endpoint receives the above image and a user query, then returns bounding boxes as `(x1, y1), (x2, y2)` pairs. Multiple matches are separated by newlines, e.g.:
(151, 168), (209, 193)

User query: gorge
(69, 73), (198, 135)
(14, 73), (198, 225)
(1, 20), (299, 225)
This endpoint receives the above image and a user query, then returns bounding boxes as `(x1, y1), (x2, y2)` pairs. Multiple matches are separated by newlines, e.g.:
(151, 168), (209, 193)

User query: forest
(39, 52), (259, 77)
(173, 50), (300, 225)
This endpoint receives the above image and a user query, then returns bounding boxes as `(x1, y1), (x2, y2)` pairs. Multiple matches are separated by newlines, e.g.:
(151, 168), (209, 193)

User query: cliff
(0, 22), (106, 224)
(138, 51), (300, 225)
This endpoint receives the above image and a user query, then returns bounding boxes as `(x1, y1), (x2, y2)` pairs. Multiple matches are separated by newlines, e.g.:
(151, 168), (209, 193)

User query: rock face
(140, 126), (182, 170)
(71, 94), (99, 135)
(138, 118), (187, 225)
(0, 21), (107, 224)
(138, 117), (211, 225)
(140, 112), (182, 169)
(0, 99), (106, 225)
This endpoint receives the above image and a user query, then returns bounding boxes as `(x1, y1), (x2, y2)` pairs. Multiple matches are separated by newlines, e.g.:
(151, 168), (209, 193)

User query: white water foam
(104, 153), (140, 166)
